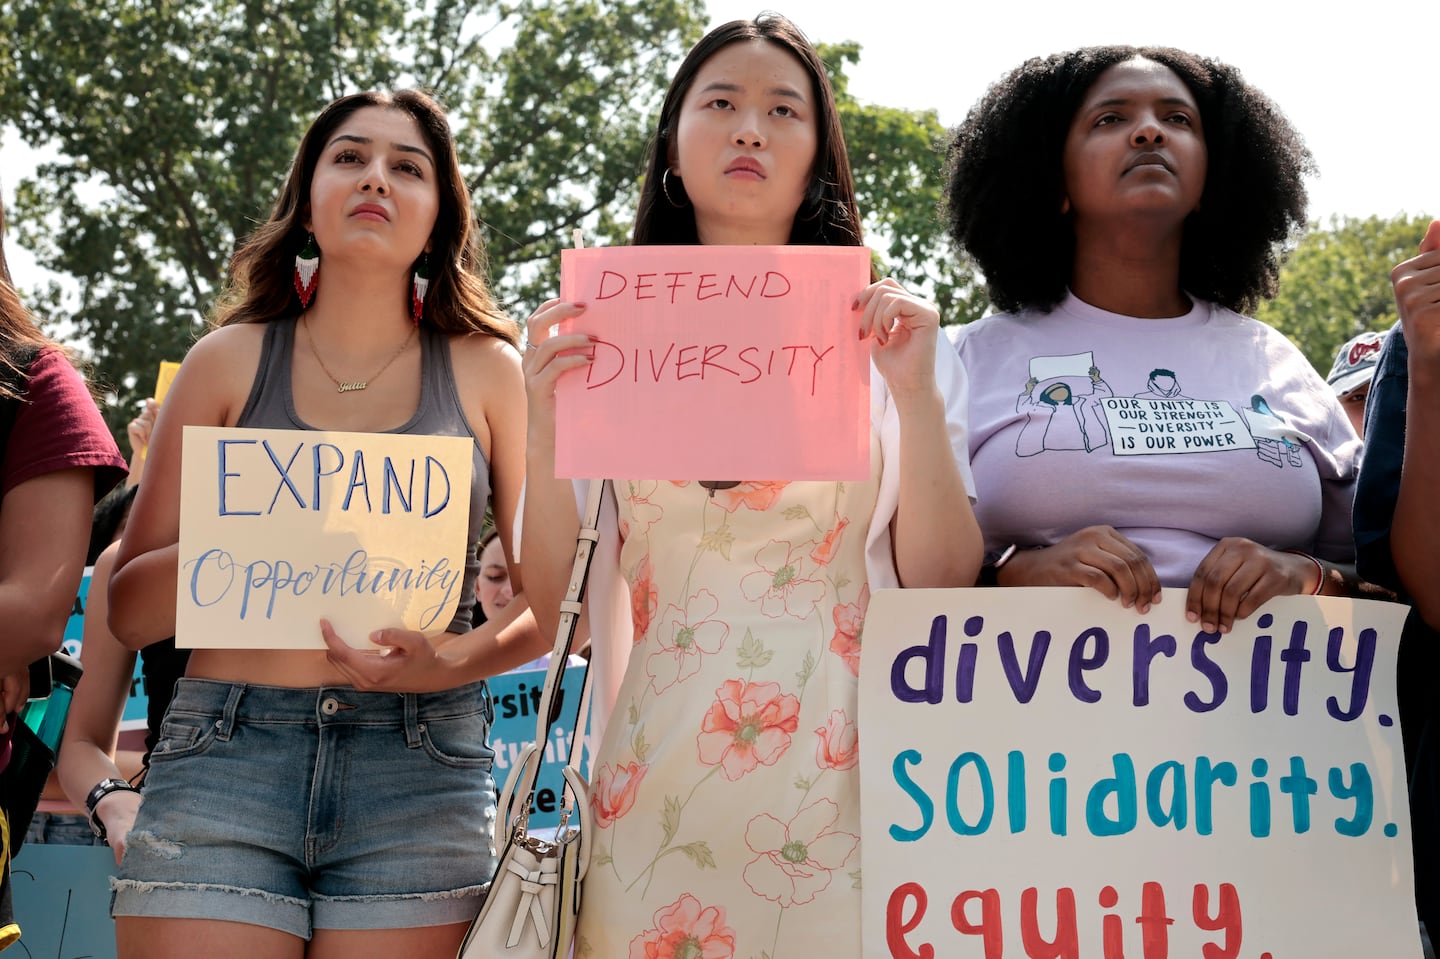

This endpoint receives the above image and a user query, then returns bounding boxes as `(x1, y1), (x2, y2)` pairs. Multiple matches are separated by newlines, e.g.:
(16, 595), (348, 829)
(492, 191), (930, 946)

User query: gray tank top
(236, 319), (490, 633)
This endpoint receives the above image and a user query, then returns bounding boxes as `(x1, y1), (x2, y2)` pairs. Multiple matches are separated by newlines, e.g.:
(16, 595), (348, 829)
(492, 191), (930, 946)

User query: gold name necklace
(302, 313), (417, 394)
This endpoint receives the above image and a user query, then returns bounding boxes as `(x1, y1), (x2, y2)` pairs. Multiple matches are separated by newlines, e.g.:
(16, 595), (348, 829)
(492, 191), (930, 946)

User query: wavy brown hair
(633, 14), (862, 248)
(212, 90), (517, 345)
(0, 196), (77, 399)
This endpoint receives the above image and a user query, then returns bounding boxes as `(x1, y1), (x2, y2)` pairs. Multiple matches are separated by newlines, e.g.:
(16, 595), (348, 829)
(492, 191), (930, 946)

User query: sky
(706, 0), (1436, 222)
(3, 0), (1436, 294)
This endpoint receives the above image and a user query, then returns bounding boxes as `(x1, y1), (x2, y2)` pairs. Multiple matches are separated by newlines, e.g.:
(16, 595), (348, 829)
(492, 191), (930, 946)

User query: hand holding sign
(319, 619), (451, 693)
(522, 298), (594, 447)
(127, 397), (158, 460)
(1000, 525), (1163, 614)
(1185, 537), (1322, 634)
(856, 277), (940, 400)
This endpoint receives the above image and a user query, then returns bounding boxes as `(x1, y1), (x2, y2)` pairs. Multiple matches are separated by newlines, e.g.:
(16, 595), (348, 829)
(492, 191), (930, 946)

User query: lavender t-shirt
(951, 293), (1359, 587)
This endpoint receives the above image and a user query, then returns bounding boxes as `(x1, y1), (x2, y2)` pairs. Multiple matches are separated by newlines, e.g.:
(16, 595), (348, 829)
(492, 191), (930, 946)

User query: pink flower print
(814, 709), (859, 771)
(628, 893), (737, 959)
(828, 583), (870, 676)
(591, 761), (648, 828)
(646, 589), (731, 694)
(809, 516), (851, 567)
(620, 481), (664, 539)
(742, 799), (859, 907)
(709, 481), (789, 513)
(739, 540), (827, 620)
(631, 555), (658, 643)
(697, 679), (800, 781)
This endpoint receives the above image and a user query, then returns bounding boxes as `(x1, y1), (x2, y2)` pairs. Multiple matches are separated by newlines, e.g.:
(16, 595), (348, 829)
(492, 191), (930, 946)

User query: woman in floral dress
(521, 15), (983, 958)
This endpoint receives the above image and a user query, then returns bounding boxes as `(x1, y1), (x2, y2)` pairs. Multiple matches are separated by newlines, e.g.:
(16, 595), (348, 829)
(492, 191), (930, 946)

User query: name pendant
(337, 381), (367, 393)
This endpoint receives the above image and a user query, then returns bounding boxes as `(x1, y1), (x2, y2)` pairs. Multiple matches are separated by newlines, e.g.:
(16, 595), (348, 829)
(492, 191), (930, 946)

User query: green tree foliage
(0, 2), (977, 444)
(0, 0), (704, 437)
(1257, 213), (1434, 374)
(822, 41), (987, 327)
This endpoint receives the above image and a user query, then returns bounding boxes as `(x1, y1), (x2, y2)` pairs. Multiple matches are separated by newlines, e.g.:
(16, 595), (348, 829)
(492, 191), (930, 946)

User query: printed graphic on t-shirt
(1014, 352), (1113, 456)
(1014, 354), (1312, 469)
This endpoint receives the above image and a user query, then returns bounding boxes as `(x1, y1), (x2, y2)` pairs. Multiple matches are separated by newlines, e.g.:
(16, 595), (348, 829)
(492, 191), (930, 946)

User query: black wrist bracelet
(978, 544), (1020, 587)
(85, 778), (139, 841)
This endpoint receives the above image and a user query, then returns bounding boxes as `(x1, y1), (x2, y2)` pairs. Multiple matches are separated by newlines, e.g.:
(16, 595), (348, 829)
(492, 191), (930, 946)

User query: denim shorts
(25, 812), (103, 847)
(111, 678), (498, 939)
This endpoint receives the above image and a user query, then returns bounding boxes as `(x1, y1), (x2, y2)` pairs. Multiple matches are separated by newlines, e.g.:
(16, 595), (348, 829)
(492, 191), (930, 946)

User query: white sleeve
(863, 343), (977, 590)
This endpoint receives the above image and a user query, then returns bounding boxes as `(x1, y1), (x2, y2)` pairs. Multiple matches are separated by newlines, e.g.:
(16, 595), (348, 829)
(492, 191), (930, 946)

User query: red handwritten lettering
(648, 344), (675, 382)
(886, 882), (935, 959)
(591, 269), (794, 302)
(1193, 883), (1242, 959)
(738, 347), (763, 384)
(582, 337), (834, 394)
(1020, 886), (1079, 958)
(952, 888), (1004, 958)
(1100, 886), (1125, 959)
(904, 882), (1251, 959)
(675, 345), (700, 381)
(701, 344), (739, 378)
(665, 272), (693, 303)
(1136, 882), (1175, 958)
(761, 271), (791, 297)
(727, 274), (756, 298)
(597, 270), (627, 299)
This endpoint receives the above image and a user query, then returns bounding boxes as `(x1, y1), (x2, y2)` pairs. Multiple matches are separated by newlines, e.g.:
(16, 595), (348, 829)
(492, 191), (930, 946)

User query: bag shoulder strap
(507, 479), (607, 813)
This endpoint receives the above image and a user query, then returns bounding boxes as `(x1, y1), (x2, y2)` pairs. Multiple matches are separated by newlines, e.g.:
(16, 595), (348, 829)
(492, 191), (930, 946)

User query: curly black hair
(943, 46), (1314, 316)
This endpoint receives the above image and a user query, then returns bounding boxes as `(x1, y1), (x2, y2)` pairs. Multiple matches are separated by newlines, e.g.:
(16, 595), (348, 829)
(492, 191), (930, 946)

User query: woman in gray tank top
(106, 90), (545, 958)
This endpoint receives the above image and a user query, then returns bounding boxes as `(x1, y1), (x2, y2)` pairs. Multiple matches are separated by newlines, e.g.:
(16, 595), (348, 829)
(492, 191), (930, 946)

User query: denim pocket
(149, 715), (219, 761)
(418, 711), (495, 770)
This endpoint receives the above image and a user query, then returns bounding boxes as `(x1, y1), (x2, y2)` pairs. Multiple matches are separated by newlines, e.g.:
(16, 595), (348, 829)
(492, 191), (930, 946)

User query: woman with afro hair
(948, 46), (1362, 634)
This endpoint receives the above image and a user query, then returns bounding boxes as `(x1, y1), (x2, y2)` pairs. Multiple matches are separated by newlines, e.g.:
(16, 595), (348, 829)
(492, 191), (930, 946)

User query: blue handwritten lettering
(217, 440), (260, 516)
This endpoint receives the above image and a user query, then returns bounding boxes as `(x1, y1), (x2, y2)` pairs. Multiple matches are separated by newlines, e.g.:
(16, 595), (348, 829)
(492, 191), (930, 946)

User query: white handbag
(457, 480), (606, 959)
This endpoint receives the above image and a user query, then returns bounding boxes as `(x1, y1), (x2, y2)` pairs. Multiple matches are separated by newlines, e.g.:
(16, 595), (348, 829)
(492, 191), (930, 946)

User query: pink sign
(554, 245), (871, 480)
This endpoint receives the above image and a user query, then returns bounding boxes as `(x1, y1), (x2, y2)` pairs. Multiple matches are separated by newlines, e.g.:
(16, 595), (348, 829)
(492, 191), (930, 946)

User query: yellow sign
(153, 360), (182, 405)
(176, 426), (473, 649)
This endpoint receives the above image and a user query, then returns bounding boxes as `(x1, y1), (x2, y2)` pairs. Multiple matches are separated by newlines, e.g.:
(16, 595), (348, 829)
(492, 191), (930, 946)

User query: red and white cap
(1326, 330), (1386, 397)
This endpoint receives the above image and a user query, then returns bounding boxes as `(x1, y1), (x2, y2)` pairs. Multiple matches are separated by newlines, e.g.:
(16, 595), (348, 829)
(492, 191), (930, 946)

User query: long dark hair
(944, 46), (1313, 315)
(633, 15), (862, 248)
(213, 90), (518, 344)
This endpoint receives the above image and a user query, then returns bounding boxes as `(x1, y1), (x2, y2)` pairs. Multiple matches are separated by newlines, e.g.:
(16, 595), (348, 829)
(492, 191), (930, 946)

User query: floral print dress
(576, 454), (880, 959)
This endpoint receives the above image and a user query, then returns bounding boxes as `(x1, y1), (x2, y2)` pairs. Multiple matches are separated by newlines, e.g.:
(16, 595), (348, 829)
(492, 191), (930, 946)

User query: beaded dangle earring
(411, 254), (430, 326)
(294, 233), (320, 307)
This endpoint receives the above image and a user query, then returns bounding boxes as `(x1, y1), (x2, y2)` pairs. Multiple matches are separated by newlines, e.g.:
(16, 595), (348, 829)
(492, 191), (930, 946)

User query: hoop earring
(411, 254), (430, 326)
(661, 168), (689, 209)
(294, 233), (320, 308)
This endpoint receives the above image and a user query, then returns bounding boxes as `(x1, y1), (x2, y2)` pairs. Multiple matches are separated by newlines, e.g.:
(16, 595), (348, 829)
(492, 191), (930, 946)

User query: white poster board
(859, 587), (1418, 958)
(177, 426), (471, 649)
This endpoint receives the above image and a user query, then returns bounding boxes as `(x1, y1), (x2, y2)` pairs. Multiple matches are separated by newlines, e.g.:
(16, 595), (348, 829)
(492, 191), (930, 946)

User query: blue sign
(60, 567), (151, 731)
(486, 664), (590, 830)
(9, 844), (118, 959)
